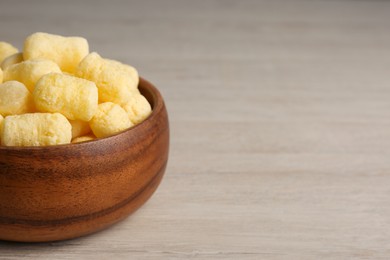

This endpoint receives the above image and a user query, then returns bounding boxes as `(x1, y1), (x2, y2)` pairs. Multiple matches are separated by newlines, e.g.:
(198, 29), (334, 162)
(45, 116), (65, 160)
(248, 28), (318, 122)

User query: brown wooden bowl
(0, 78), (169, 242)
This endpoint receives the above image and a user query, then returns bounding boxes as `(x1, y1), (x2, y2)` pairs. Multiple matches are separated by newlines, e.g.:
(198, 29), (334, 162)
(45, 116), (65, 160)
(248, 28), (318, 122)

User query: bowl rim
(0, 77), (164, 151)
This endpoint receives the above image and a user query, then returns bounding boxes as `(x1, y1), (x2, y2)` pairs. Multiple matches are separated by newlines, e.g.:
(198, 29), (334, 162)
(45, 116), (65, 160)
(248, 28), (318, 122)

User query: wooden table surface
(2, 0), (390, 259)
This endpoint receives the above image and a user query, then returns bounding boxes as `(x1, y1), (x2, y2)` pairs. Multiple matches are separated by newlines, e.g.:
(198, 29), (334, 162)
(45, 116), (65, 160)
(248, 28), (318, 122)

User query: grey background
(1, 0), (390, 259)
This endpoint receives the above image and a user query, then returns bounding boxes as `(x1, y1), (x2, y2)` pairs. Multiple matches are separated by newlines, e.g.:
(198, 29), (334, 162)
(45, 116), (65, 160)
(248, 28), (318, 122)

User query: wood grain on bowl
(0, 78), (169, 242)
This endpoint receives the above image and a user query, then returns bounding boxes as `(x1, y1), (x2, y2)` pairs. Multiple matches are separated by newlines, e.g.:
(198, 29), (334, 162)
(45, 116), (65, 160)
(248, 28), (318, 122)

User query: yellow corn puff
(121, 93), (152, 124)
(0, 42), (18, 63)
(89, 102), (133, 138)
(106, 57), (139, 87)
(24, 32), (89, 73)
(69, 119), (91, 139)
(71, 134), (96, 144)
(76, 52), (139, 105)
(3, 59), (61, 92)
(0, 68), (2, 83)
(1, 113), (71, 146)
(1, 52), (23, 70)
(34, 73), (98, 121)
(0, 81), (35, 116)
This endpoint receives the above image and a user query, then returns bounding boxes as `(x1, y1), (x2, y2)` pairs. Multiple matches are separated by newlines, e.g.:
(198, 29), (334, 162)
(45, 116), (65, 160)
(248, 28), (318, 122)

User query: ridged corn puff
(89, 102), (133, 138)
(71, 134), (96, 143)
(3, 59), (61, 92)
(33, 73), (98, 121)
(0, 81), (35, 116)
(0, 42), (18, 63)
(24, 32), (89, 73)
(1, 113), (71, 146)
(1, 52), (23, 70)
(76, 52), (139, 105)
(122, 93), (152, 125)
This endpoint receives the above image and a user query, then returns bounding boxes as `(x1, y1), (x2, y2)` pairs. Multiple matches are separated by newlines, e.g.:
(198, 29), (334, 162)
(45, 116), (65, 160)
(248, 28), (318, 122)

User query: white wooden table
(1, 0), (390, 258)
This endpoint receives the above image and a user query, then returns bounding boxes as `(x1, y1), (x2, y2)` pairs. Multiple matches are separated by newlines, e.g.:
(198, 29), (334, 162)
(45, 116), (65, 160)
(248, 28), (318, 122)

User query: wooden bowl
(0, 78), (169, 242)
